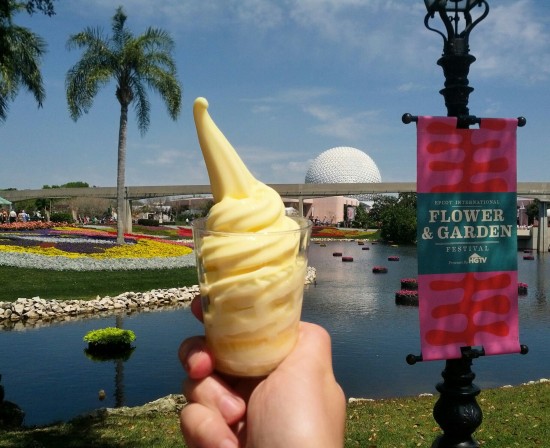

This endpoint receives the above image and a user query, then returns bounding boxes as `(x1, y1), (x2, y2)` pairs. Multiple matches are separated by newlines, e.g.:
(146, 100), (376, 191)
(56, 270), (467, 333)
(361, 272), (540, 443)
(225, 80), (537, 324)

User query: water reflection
(535, 254), (548, 302)
(304, 242), (549, 398)
(0, 374), (25, 428)
(0, 242), (548, 426)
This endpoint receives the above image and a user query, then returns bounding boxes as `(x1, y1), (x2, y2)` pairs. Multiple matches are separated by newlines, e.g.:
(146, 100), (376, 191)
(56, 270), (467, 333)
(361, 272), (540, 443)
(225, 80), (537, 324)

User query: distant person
(9, 210), (16, 223)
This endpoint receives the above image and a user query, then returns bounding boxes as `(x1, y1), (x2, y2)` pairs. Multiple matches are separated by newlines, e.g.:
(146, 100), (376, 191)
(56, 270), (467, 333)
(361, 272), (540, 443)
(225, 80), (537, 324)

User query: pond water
(1, 241), (549, 426)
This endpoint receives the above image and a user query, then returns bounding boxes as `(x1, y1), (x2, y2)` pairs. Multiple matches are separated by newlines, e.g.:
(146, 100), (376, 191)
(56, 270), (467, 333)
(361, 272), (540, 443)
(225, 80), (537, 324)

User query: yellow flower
(0, 238), (192, 259)
(90, 239), (192, 259)
(0, 245), (82, 258)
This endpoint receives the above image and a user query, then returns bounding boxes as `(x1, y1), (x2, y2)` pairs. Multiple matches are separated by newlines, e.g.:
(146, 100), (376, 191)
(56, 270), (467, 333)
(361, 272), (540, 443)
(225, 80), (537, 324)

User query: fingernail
(220, 438), (238, 448)
(219, 394), (243, 421)
(183, 347), (201, 373)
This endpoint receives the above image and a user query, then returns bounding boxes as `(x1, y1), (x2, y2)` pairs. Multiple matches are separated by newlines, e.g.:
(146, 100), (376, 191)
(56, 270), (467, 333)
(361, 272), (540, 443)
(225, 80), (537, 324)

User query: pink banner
(417, 117), (517, 194)
(417, 116), (521, 361)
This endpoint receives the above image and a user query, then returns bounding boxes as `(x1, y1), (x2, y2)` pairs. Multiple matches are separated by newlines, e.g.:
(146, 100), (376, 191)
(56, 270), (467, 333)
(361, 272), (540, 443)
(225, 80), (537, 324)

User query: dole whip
(192, 97), (311, 376)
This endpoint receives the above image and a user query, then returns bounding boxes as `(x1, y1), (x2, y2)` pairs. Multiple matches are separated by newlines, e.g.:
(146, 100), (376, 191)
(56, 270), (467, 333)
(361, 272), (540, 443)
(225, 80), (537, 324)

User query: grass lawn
(0, 266), (198, 302)
(1, 381), (548, 447)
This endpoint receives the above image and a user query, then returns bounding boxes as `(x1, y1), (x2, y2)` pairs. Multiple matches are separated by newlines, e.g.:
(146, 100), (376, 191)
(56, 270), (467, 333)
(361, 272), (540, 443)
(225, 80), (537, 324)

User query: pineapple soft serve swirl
(193, 97), (309, 376)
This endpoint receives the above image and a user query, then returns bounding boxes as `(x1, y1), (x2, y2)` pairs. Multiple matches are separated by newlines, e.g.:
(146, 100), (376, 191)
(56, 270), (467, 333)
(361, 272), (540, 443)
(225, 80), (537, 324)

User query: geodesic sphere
(305, 146), (382, 185)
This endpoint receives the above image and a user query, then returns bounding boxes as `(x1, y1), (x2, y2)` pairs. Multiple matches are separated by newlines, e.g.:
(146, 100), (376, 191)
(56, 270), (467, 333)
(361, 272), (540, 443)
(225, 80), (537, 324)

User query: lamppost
(422, 2), (490, 447)
(409, 2), (481, 448)
(424, 0), (488, 127)
(403, 2), (528, 448)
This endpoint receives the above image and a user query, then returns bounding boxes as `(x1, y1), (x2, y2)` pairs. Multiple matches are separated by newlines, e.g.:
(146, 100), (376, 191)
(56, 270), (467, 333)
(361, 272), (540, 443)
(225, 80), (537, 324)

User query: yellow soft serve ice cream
(192, 97), (311, 376)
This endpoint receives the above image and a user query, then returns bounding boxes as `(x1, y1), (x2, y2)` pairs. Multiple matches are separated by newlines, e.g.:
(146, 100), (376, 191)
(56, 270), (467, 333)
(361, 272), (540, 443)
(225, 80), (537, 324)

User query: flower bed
(0, 226), (194, 271)
(400, 278), (418, 290)
(518, 282), (528, 295)
(311, 226), (374, 239)
(395, 290), (418, 306)
(177, 227), (193, 238)
(0, 221), (72, 231)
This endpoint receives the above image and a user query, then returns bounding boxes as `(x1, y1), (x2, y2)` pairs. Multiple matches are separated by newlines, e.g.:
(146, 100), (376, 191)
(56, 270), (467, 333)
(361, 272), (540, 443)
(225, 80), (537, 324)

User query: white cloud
(141, 148), (187, 166)
(469, 0), (550, 82)
(235, 0), (284, 29)
(397, 82), (428, 93)
(251, 104), (273, 114)
(270, 160), (312, 183)
(286, 0), (430, 69)
(304, 105), (382, 140)
(244, 87), (333, 106)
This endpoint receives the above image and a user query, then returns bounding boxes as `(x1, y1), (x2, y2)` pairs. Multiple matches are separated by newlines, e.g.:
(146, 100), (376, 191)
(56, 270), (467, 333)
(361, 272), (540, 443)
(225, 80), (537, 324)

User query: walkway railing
(3, 182), (550, 202)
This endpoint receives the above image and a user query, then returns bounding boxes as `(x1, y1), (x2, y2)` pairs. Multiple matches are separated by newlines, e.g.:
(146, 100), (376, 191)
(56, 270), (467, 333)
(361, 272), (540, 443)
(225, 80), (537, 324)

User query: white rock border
(0, 267), (316, 329)
(0, 286), (199, 330)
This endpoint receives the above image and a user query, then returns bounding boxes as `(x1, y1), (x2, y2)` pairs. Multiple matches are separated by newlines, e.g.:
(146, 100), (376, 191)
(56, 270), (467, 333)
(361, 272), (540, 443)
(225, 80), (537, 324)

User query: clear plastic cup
(192, 216), (312, 376)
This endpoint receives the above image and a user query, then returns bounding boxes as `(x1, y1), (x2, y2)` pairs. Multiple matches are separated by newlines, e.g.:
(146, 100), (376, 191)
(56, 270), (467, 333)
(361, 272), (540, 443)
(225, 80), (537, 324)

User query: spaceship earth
(305, 146), (382, 186)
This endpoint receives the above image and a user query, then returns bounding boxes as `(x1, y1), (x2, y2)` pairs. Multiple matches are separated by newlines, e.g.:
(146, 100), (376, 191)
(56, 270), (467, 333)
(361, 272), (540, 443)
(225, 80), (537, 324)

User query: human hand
(179, 296), (346, 448)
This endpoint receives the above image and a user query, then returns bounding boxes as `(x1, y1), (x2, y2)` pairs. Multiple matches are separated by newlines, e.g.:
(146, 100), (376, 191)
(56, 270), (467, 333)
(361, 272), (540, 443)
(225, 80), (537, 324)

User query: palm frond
(66, 27), (106, 51)
(66, 58), (112, 120)
(7, 25), (46, 105)
(142, 66), (182, 120)
(0, 20), (46, 119)
(130, 78), (150, 135)
(137, 27), (174, 52)
(0, 90), (9, 122)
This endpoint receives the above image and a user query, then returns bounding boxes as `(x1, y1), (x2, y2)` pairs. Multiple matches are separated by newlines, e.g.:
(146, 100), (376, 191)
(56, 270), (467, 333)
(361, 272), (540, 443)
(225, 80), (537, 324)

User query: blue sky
(2, 0), (550, 190)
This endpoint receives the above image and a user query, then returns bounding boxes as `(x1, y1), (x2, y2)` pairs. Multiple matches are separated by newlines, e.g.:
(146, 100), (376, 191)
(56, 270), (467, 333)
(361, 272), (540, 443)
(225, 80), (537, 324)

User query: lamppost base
(431, 435), (480, 448)
(431, 356), (482, 448)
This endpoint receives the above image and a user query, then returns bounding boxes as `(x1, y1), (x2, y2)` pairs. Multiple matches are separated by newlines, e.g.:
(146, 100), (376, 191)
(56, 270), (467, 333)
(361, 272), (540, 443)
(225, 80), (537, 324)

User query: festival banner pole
(402, 2), (528, 447)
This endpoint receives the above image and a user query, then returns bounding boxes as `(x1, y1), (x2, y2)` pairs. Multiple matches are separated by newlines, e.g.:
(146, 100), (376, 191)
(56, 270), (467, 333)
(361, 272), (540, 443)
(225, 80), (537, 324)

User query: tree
(351, 202), (370, 228)
(42, 181), (89, 189)
(20, 0), (56, 16)
(380, 203), (416, 244)
(369, 195), (398, 229)
(526, 198), (540, 225)
(372, 193), (417, 244)
(0, 0), (49, 122)
(66, 6), (182, 243)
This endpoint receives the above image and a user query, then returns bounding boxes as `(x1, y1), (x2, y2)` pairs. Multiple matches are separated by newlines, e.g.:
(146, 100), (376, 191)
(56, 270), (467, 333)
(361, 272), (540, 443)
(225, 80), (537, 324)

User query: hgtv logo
(469, 253), (487, 264)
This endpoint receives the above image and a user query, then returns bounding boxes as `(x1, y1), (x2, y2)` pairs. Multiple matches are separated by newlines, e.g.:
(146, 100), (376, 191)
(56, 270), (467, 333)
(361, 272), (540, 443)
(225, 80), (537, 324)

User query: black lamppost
(424, 0), (488, 127)
(404, 2), (528, 448)
(423, 4), (490, 447)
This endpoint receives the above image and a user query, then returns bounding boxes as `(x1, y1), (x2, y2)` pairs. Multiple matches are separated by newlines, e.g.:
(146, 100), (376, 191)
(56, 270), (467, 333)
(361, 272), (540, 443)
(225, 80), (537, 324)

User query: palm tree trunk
(116, 103), (129, 244)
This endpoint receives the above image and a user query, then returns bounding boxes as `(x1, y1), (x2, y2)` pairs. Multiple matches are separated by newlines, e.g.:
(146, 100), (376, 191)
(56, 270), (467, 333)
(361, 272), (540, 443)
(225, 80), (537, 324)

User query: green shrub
(137, 218), (159, 226)
(83, 327), (136, 346)
(50, 212), (74, 223)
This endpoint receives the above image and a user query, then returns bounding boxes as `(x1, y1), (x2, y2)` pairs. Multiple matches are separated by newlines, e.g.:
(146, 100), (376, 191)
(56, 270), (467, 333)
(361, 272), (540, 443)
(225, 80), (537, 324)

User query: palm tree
(0, 0), (47, 122)
(66, 6), (182, 243)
